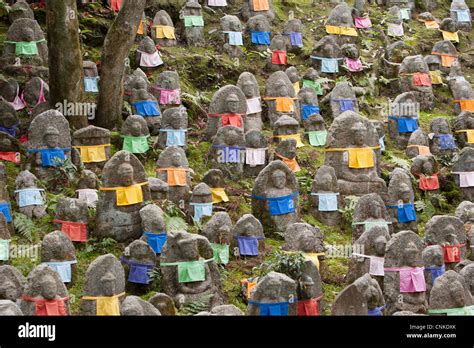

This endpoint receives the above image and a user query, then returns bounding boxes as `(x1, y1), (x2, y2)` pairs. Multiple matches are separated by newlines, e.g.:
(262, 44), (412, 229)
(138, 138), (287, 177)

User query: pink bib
(354, 16), (372, 29)
(346, 58), (363, 72)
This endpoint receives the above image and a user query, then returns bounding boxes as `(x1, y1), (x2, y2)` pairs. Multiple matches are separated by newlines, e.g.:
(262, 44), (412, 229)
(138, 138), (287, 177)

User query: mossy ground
(0, 0), (472, 315)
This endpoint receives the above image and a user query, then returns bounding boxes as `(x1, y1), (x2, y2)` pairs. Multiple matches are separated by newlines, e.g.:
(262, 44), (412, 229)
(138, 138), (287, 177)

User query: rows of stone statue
(0, 0), (473, 316)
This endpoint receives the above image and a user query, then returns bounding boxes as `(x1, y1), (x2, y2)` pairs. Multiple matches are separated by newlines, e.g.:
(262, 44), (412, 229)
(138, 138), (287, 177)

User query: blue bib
(337, 99), (354, 112)
(426, 265), (445, 284)
(144, 232), (167, 254)
(389, 116), (418, 133)
(313, 193), (338, 212)
(288, 32), (303, 47)
(235, 236), (263, 256)
(226, 31), (243, 46)
(321, 58), (340, 73)
(254, 193), (298, 216)
(191, 203), (213, 222)
(84, 76), (99, 93)
(45, 260), (76, 283)
(249, 301), (289, 316)
(437, 134), (456, 150)
(0, 125), (17, 137)
(28, 149), (68, 167)
(16, 188), (45, 207)
(121, 257), (154, 284)
(368, 304), (386, 316)
(161, 129), (186, 147)
(387, 203), (417, 223)
(454, 10), (470, 22)
(133, 100), (160, 117)
(301, 105), (320, 120)
(0, 202), (12, 223)
(251, 31), (271, 45)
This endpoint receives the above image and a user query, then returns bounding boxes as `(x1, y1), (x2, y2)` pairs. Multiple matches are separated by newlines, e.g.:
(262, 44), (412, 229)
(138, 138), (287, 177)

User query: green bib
(352, 220), (391, 233)
(184, 16), (204, 27)
(308, 130), (328, 147)
(161, 258), (213, 283)
(122, 135), (149, 154)
(428, 305), (474, 316)
(5, 39), (45, 56)
(0, 239), (10, 261)
(302, 80), (323, 95)
(211, 243), (230, 265)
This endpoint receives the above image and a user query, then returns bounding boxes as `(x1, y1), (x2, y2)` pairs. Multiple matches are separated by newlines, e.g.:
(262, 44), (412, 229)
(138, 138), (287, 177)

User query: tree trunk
(46, 0), (87, 130)
(96, 0), (146, 130)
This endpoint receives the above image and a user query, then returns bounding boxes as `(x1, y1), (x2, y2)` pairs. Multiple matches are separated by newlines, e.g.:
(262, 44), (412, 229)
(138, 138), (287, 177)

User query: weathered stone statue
(324, 82), (359, 120)
(388, 92), (420, 149)
(386, 168), (417, 233)
(422, 245), (445, 298)
(325, 3), (358, 46)
(160, 230), (224, 310)
(247, 272), (297, 316)
(428, 270), (474, 315)
(232, 214), (265, 258)
(273, 115), (303, 148)
(14, 170), (46, 219)
(425, 216), (467, 271)
(247, 15), (272, 51)
(211, 126), (246, 179)
(242, 0), (274, 22)
(53, 198), (89, 243)
(20, 264), (69, 316)
(310, 165), (341, 226)
(136, 36), (163, 71)
(120, 295), (161, 316)
(399, 55), (434, 110)
(220, 15), (244, 58)
(452, 147), (474, 201)
(429, 117), (457, 157)
(206, 85), (247, 141)
(41, 231), (77, 285)
(140, 204), (167, 255)
(203, 169), (229, 205)
(282, 223), (325, 271)
(182, 0), (205, 47)
(244, 130), (268, 177)
(82, 254), (125, 316)
(201, 212), (233, 265)
(450, 0), (472, 32)
(453, 111), (474, 149)
(266, 34), (288, 72)
(406, 129), (431, 158)
(332, 274), (385, 315)
(189, 183), (213, 223)
(265, 71), (298, 126)
(0, 265), (25, 301)
(384, 230), (427, 315)
(152, 71), (181, 107)
(237, 72), (262, 132)
(351, 193), (392, 242)
(325, 111), (387, 199)
(121, 115), (151, 154)
(96, 151), (150, 242)
(151, 10), (177, 47)
(121, 239), (156, 294)
(73, 126), (111, 174)
(310, 36), (343, 75)
(251, 161), (299, 233)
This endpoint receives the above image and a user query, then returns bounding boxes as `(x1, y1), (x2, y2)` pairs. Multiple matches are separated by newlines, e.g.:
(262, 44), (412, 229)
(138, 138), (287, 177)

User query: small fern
(12, 212), (37, 242)
(178, 294), (213, 316)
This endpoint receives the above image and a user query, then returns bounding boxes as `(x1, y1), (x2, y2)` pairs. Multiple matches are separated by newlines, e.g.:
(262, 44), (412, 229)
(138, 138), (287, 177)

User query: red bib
(272, 50), (288, 65)
(443, 245), (462, 263)
(53, 220), (87, 242)
(419, 174), (439, 191)
(297, 298), (320, 316)
(23, 296), (67, 316)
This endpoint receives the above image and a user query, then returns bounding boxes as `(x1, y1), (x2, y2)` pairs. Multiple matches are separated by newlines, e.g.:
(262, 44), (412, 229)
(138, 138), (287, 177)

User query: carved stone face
(404, 241), (419, 266)
(45, 134), (59, 148)
(300, 91), (312, 104)
(2, 113), (17, 128)
(101, 273), (116, 296)
(271, 170), (287, 189)
(23, 27), (35, 42)
(178, 238), (199, 260)
(40, 275), (57, 300)
(277, 83), (289, 97)
(130, 122), (142, 137)
(242, 83), (255, 98)
(118, 163), (134, 187)
(374, 236), (387, 256)
(422, 160), (434, 174)
(170, 115), (182, 129)
(352, 125), (367, 146)
(171, 152), (182, 167)
(0, 280), (18, 301)
(286, 69), (299, 83)
(399, 184), (411, 203)
(226, 129), (240, 146)
(226, 94), (240, 114)
(255, 21), (265, 32)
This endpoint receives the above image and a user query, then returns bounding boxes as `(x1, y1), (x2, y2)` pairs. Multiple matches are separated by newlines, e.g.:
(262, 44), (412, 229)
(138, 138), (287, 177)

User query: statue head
(399, 183), (411, 203)
(276, 81), (289, 97)
(403, 241), (419, 267)
(44, 127), (60, 148)
(171, 152), (182, 167)
(271, 169), (287, 189)
(374, 235), (388, 257)
(242, 81), (255, 98)
(351, 122), (367, 146)
(226, 93), (240, 114)
(100, 272), (116, 296)
(40, 274), (57, 300)
(117, 163), (134, 187)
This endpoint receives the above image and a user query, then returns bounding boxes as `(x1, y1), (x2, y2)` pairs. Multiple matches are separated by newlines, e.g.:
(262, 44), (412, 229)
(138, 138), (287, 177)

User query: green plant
(339, 195), (359, 224)
(178, 294), (214, 316)
(12, 212), (39, 243)
(253, 250), (306, 280)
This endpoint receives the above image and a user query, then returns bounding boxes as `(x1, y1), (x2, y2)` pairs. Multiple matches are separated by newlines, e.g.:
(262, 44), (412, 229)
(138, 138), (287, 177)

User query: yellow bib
(441, 30), (459, 43)
(275, 97), (295, 112)
(155, 25), (176, 39)
(74, 144), (109, 163)
(211, 188), (229, 203)
(429, 70), (443, 85)
(274, 134), (305, 148)
(82, 293), (124, 316)
(100, 183), (147, 206)
(456, 130), (474, 144)
(326, 25), (358, 36)
(293, 82), (300, 94)
(304, 253), (325, 270)
(347, 148), (375, 169)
